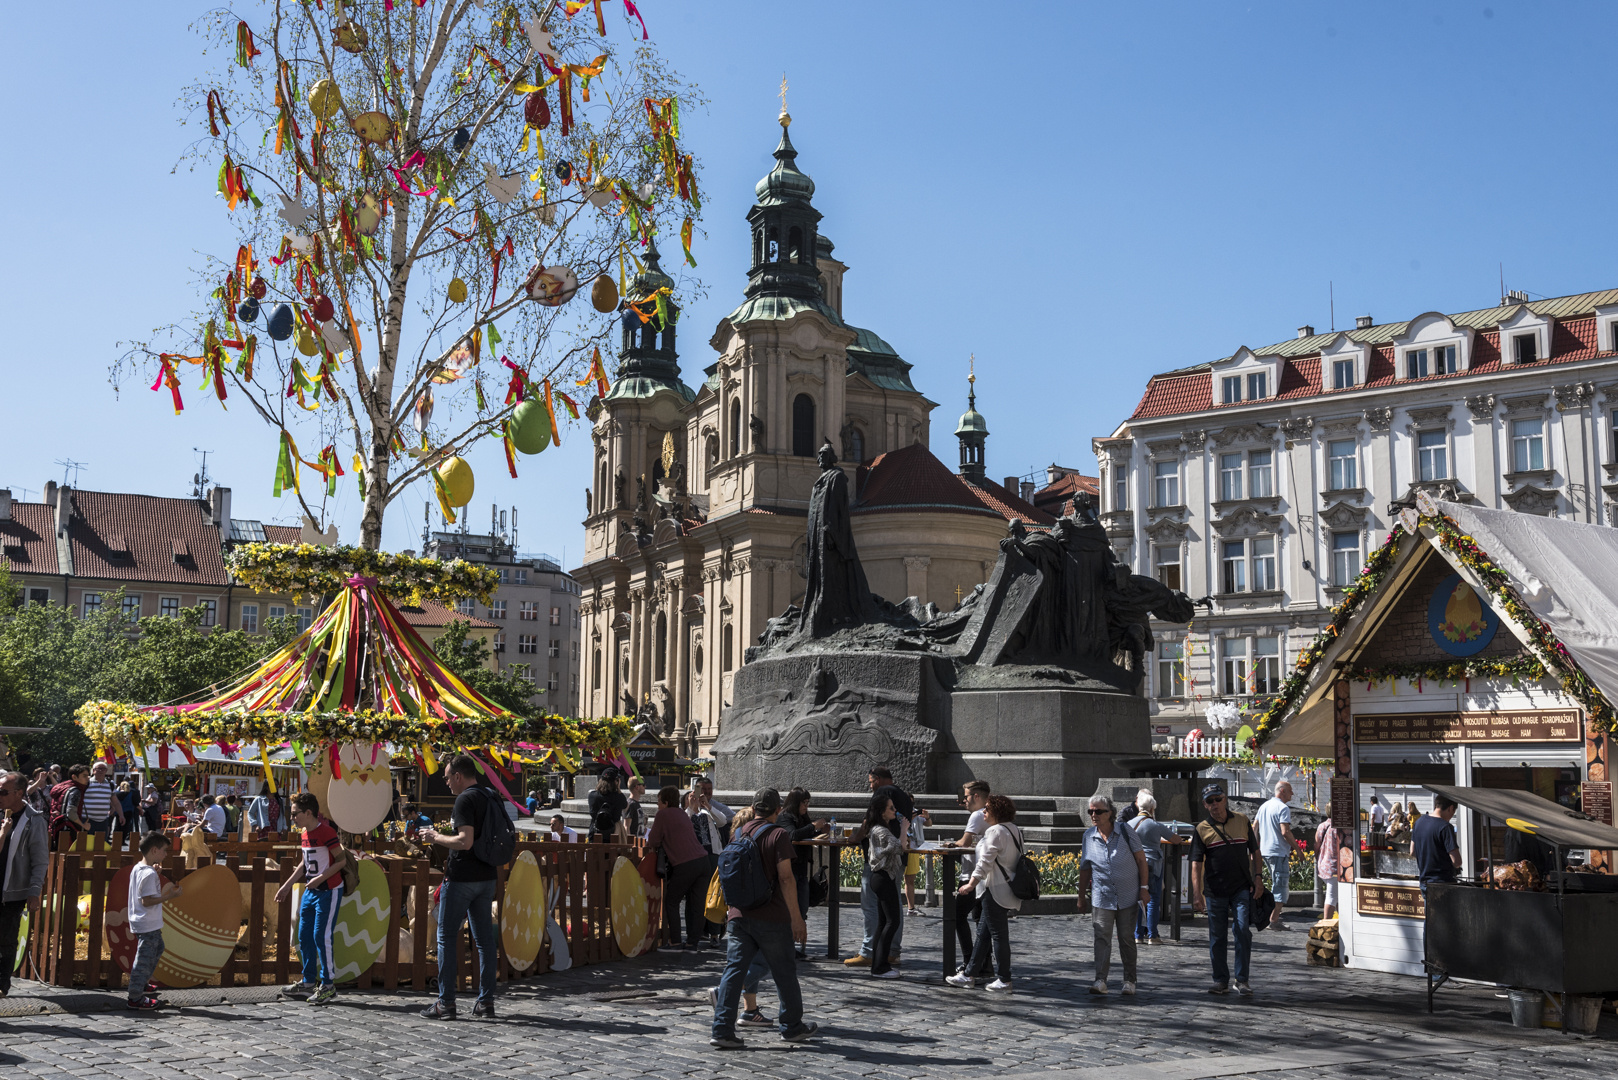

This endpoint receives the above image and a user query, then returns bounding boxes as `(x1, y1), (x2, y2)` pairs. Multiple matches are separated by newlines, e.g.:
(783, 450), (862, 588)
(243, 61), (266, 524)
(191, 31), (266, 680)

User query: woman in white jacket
(857, 792), (907, 979)
(947, 795), (1022, 992)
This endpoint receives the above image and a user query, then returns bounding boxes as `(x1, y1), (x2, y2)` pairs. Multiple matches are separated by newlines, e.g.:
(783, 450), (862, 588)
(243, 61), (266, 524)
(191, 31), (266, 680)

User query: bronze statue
(799, 441), (877, 637)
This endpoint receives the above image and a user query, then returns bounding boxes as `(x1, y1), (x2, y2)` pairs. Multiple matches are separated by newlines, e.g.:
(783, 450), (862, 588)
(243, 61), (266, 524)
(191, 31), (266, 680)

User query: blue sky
(5, 2), (1616, 565)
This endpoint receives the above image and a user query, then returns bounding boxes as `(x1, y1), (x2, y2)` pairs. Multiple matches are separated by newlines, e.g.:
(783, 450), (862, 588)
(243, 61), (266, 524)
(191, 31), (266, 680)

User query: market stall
(1260, 497), (1618, 980)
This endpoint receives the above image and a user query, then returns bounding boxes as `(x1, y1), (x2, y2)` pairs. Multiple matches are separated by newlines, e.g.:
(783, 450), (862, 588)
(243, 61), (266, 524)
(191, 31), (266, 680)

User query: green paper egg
(509, 398), (552, 455)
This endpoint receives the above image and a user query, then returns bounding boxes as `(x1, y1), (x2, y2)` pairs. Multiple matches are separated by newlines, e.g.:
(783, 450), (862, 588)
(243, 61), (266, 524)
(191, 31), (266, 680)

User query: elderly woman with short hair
(1081, 794), (1150, 996)
(1128, 792), (1174, 946)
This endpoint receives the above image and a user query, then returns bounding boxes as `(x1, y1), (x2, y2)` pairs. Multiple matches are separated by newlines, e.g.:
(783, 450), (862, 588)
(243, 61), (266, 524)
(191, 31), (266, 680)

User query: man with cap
(1188, 783), (1262, 996)
(587, 767), (629, 842)
(710, 787), (817, 1049)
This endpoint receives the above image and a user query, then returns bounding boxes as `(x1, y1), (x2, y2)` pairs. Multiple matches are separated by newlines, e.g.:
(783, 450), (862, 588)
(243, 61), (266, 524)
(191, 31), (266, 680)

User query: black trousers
(967, 894), (1012, 982)
(0, 899), (25, 994)
(955, 890), (983, 972)
(664, 857), (710, 946)
(869, 870), (902, 975)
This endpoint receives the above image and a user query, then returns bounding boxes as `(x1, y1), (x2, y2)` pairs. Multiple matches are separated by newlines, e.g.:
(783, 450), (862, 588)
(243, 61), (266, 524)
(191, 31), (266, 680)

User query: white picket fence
(1178, 735), (1238, 758)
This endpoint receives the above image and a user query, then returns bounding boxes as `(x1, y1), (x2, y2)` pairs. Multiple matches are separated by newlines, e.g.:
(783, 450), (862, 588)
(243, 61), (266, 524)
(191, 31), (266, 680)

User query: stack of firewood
(1305, 918), (1340, 967)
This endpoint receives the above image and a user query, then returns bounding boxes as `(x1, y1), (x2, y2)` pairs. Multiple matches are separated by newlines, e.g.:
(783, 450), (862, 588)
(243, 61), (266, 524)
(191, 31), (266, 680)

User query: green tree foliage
(433, 618), (542, 718)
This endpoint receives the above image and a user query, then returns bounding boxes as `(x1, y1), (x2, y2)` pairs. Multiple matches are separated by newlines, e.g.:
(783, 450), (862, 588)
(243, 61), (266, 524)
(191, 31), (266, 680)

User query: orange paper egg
(152, 865), (242, 988)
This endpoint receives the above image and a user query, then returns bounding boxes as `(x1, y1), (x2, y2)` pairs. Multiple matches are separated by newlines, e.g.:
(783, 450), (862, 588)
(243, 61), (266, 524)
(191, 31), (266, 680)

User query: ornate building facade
(1098, 288), (1618, 744)
(572, 112), (1050, 754)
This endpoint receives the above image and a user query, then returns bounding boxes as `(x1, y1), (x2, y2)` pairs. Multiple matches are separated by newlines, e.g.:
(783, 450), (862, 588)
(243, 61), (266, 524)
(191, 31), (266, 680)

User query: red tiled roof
(65, 490), (229, 585)
(1130, 316), (1609, 422)
(397, 599), (497, 629)
(1031, 471), (1099, 518)
(856, 444), (1000, 517)
(966, 478), (1056, 526)
(263, 524), (302, 544)
(1, 503), (60, 575)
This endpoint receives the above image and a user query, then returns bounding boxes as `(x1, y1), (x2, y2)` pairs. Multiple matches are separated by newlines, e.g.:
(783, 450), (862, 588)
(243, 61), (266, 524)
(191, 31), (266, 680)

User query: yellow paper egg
(308, 78), (342, 121)
(153, 864), (243, 988)
(331, 857), (391, 981)
(323, 742), (395, 834)
(352, 111), (392, 145)
(448, 277), (468, 304)
(435, 456), (474, 508)
(590, 274), (619, 313)
(500, 851), (547, 970)
(296, 320), (321, 357)
(610, 855), (649, 957)
(15, 909), (27, 972)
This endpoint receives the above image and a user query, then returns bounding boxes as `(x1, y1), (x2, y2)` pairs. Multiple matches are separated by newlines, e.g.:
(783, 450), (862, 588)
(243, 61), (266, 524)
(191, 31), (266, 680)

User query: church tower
(955, 362), (989, 483)
(744, 109), (823, 304)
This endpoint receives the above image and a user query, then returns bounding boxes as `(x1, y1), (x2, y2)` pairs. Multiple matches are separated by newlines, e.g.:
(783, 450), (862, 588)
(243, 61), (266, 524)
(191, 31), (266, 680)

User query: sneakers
(781, 1021), (819, 1043)
(1089, 980), (1108, 996)
(1148, 936), (1164, 945)
(887, 955), (901, 968)
(1270, 921), (1291, 931)
(871, 969), (900, 980)
(420, 1000), (457, 1019)
(308, 985), (337, 1006)
(740, 1008), (774, 1026)
(842, 953), (871, 967)
(282, 981), (315, 998)
(944, 972), (974, 988)
(1235, 981), (1252, 997)
(1208, 982), (1229, 995)
(1122, 981), (1136, 997)
(472, 999), (496, 1018)
(127, 995), (161, 1011)
(985, 978), (1012, 993)
(710, 1032), (746, 1050)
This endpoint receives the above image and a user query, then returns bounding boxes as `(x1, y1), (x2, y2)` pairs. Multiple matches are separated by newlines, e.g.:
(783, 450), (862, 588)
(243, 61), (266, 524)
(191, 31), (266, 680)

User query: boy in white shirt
(127, 833), (180, 1010)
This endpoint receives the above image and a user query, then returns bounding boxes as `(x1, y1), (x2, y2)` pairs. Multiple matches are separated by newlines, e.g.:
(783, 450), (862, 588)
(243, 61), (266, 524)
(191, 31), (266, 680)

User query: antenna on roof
(1329, 281), (1334, 333)
(192, 448), (212, 498)
(54, 458), (87, 489)
(1500, 263), (1505, 304)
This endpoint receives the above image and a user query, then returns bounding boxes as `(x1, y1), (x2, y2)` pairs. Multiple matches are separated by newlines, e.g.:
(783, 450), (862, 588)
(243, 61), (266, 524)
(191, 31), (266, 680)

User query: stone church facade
(572, 112), (1051, 755)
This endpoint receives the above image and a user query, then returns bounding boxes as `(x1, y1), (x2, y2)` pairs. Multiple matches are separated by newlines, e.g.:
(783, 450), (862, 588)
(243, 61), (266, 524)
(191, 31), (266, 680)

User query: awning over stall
(1425, 783), (1618, 850)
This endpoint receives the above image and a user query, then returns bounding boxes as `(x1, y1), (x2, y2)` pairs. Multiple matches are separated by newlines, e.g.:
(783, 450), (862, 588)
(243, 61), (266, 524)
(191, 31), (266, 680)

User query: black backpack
(1004, 828), (1041, 901)
(471, 787), (517, 867)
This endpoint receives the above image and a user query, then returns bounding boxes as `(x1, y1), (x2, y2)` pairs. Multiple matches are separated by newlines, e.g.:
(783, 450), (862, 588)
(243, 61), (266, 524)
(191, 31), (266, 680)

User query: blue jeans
(1136, 865), (1164, 940)
(713, 918), (802, 1037)
(437, 878), (498, 1008)
(1264, 854), (1291, 905)
(1206, 888), (1252, 986)
(129, 929), (165, 1000)
(298, 883), (343, 986)
(859, 867), (905, 957)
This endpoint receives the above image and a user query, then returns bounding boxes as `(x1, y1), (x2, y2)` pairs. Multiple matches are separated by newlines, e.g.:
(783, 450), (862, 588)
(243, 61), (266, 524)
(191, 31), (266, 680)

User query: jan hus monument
(712, 441), (1195, 796)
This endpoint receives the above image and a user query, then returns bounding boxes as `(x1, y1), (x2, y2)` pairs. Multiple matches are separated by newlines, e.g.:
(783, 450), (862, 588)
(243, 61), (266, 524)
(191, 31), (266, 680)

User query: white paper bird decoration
(277, 193), (315, 231)
(484, 162), (523, 205)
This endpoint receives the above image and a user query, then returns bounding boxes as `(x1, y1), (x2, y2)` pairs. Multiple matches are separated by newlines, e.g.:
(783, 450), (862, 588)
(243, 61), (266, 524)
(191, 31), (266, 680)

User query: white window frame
(1498, 306), (1552, 366)
(1154, 544), (1182, 590)
(1246, 371), (1268, 400)
(1248, 449), (1274, 498)
(1221, 375), (1242, 405)
(550, 606), (562, 626)
(1331, 357), (1356, 390)
(1417, 429), (1449, 481)
(489, 599), (507, 620)
(1392, 312), (1473, 379)
(1221, 637), (1249, 696)
(1331, 531), (1362, 587)
(495, 631), (507, 653)
(1218, 453), (1244, 501)
(548, 639), (561, 659)
(1157, 641), (1185, 699)
(241, 604), (258, 633)
(1510, 417), (1546, 472)
(296, 607), (314, 632)
(518, 633), (537, 654)
(456, 598), (475, 616)
(1221, 539), (1248, 594)
(1327, 439), (1358, 491)
(268, 605), (287, 620)
(1152, 460), (1180, 508)
(1253, 636), (1281, 695)
(520, 601), (539, 621)
(1251, 536), (1277, 592)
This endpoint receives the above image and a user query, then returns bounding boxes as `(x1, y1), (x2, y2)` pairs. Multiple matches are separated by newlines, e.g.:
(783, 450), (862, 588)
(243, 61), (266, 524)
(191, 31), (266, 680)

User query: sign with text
(1331, 776), (1357, 835)
(1355, 709), (1581, 744)
(1584, 781), (1614, 827)
(1356, 883), (1426, 919)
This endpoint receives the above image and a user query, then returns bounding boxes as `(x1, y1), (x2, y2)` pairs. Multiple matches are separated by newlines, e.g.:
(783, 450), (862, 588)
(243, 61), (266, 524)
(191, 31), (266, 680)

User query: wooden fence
(25, 830), (654, 991)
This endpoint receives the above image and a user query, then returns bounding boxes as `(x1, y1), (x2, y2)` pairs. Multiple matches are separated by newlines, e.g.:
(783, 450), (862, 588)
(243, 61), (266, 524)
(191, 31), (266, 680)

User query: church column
(670, 580), (687, 731)
(627, 588), (645, 712)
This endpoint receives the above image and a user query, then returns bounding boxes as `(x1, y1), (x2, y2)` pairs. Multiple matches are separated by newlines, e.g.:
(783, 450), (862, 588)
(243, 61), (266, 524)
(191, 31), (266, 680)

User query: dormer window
(1246, 372), (1268, 399)
(1404, 345), (1457, 378)
(1213, 347), (1280, 406)
(1498, 306), (1552, 365)
(1513, 333), (1538, 363)
(1221, 376), (1242, 405)
(1220, 372), (1268, 403)
(1332, 358), (1355, 389)
(1390, 313), (1473, 381)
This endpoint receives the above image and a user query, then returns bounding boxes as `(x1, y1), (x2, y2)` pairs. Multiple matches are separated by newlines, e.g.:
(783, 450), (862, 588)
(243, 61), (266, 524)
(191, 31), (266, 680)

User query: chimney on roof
(209, 486), (232, 530)
(44, 481), (57, 508)
(1020, 480), (1036, 503)
(1046, 464), (1065, 486)
(1297, 325), (1314, 339)
(1356, 315), (1373, 330)
(1003, 476), (1019, 495)
(1502, 289), (1529, 306)
(0, 490), (9, 521)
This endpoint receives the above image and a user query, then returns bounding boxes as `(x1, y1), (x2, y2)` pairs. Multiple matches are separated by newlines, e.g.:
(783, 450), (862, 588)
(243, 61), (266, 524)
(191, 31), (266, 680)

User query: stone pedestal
(937, 688), (1149, 798)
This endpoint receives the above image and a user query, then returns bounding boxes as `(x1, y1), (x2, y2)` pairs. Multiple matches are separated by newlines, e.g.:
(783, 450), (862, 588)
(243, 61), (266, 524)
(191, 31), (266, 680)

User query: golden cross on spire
(968, 353), (976, 387)
(778, 73), (791, 127)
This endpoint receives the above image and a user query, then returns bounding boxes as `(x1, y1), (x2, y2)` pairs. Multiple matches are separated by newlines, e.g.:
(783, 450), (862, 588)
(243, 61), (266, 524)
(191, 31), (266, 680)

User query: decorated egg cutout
(590, 274), (618, 313)
(610, 856), (650, 957)
(152, 864), (242, 988)
(321, 742), (395, 834)
(435, 456), (475, 509)
(335, 21), (368, 53)
(448, 277), (468, 304)
(500, 850), (546, 970)
(525, 264), (579, 307)
(452, 126), (471, 152)
(508, 398), (552, 455)
(307, 79), (342, 121)
(311, 294), (335, 323)
(330, 856), (391, 982)
(267, 304), (295, 341)
(523, 91), (550, 129)
(352, 111), (392, 145)
(237, 297), (261, 323)
(295, 319), (321, 357)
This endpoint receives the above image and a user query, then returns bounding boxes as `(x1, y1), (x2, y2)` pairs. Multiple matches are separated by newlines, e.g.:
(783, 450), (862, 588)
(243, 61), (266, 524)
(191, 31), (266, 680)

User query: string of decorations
(1251, 509), (1616, 748)
(1343, 655), (1549, 693)
(226, 543), (502, 605)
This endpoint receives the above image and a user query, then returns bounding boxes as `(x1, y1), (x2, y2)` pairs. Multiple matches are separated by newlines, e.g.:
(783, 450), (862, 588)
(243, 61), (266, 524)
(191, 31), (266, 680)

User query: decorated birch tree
(121, 0), (702, 550)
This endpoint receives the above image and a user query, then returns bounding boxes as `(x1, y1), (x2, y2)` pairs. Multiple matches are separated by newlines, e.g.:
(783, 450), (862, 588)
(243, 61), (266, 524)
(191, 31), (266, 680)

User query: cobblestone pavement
(3, 907), (1614, 1080)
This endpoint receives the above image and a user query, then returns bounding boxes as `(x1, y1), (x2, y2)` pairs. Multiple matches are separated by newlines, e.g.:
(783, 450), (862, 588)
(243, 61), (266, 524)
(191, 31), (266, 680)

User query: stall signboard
(1357, 883), (1426, 919)
(1331, 776), (1357, 834)
(1355, 709), (1581, 744)
(1583, 781), (1614, 827)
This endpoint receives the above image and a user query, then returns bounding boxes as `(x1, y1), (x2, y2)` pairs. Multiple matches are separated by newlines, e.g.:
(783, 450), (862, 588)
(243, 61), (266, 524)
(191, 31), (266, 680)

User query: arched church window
(753, 228), (762, 266)
(792, 394), (816, 457)
(592, 648), (601, 689)
(767, 226), (779, 262)
(655, 613), (667, 681)
(848, 427), (864, 464)
(788, 226), (802, 263)
(722, 624), (734, 672)
(728, 399), (741, 457)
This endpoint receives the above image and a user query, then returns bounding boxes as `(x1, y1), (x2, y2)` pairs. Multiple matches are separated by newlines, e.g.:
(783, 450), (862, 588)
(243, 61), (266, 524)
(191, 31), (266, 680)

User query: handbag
(807, 867), (830, 907)
(1206, 815), (1274, 930)
(704, 869), (729, 922)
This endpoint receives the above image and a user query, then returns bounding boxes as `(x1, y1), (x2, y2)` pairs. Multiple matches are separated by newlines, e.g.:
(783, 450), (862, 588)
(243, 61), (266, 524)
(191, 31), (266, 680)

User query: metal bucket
(1563, 994), (1602, 1036)
(1508, 989), (1544, 1029)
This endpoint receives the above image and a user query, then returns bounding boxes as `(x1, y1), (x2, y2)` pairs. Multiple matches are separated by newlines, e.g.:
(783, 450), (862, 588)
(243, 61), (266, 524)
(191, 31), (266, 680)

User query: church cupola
(604, 236), (693, 403)
(955, 361), (988, 484)
(744, 102), (824, 304)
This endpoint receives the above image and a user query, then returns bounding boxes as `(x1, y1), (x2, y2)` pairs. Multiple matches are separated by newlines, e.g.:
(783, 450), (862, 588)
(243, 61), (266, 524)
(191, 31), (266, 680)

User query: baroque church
(573, 109), (1055, 755)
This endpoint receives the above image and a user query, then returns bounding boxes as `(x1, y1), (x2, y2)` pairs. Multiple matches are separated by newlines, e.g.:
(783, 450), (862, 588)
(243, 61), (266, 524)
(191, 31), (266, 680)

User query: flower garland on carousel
(227, 542), (503, 605)
(1250, 509), (1618, 750)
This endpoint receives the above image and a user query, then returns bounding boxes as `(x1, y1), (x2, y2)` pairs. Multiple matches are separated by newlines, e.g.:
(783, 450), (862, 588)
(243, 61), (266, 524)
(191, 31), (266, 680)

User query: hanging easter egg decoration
(267, 304), (295, 341)
(509, 398), (553, 455)
(501, 851), (547, 970)
(104, 861), (146, 974)
(587, 180), (615, 209)
(307, 78), (342, 121)
(452, 125), (471, 152)
(250, 277), (268, 300)
(335, 20), (369, 54)
(237, 296), (261, 323)
(525, 264), (579, 307)
(352, 111), (393, 145)
(311, 294), (335, 323)
(434, 343), (475, 384)
(523, 90), (551, 130)
(320, 742), (395, 833)
(590, 274), (619, 314)
(436, 455), (475, 508)
(330, 857), (391, 981)
(448, 277), (468, 304)
(620, 307), (640, 331)
(554, 160), (574, 184)
(295, 319), (320, 357)
(355, 192), (383, 236)
(152, 864), (242, 988)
